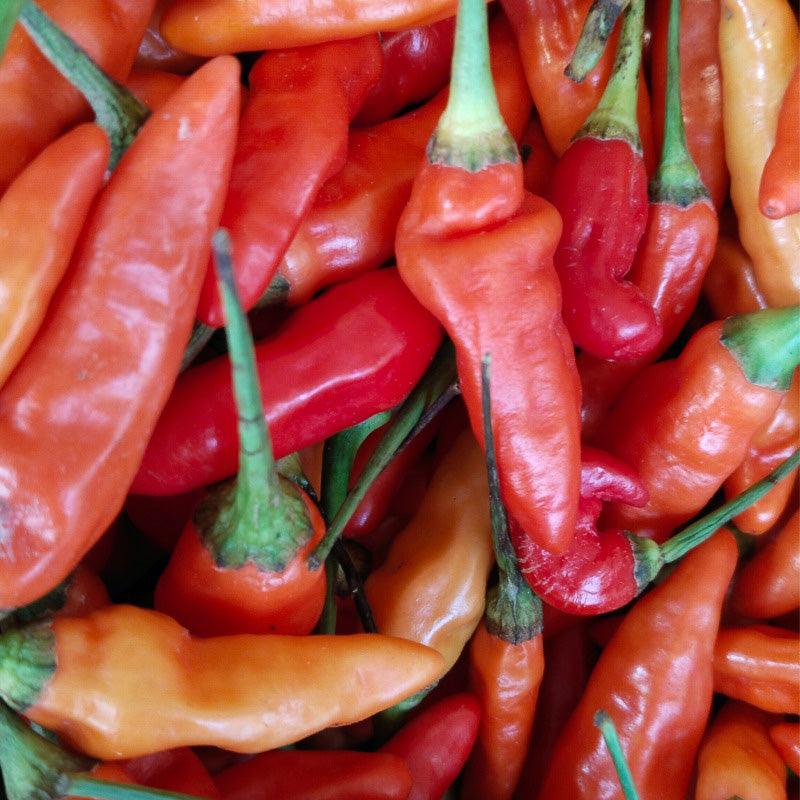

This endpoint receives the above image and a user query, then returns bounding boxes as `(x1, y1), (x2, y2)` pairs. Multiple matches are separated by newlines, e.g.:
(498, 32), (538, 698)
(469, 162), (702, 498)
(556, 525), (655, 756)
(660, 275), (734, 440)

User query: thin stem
(332, 540), (378, 634)
(317, 558), (339, 634)
(19, 0), (149, 171)
(67, 777), (205, 800)
(566, 0), (629, 83)
(0, 0), (23, 58)
(594, 710), (641, 800)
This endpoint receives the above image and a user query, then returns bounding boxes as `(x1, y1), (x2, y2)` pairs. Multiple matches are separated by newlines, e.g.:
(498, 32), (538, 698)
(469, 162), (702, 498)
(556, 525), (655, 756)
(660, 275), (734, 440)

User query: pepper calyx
(0, 622), (56, 712)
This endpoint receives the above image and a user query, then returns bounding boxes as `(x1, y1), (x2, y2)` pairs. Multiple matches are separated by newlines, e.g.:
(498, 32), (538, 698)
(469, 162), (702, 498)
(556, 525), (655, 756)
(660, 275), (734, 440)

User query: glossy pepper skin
(0, 0), (156, 192)
(0, 56), (240, 611)
(275, 16), (531, 307)
(132, 269), (442, 496)
(0, 604), (445, 760)
(215, 750), (413, 800)
(0, 124), (108, 388)
(713, 625), (800, 714)
(195, 36), (383, 327)
(720, 0), (800, 307)
(760, 66), (800, 220)
(355, 17), (456, 126)
(769, 722), (800, 775)
(123, 748), (220, 798)
(539, 531), (738, 799)
(695, 702), (787, 800)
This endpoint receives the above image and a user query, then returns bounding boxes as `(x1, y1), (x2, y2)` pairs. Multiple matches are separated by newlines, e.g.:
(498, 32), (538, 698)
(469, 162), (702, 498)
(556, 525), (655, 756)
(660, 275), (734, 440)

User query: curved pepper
(0, 56), (240, 611)
(769, 722), (800, 775)
(713, 625), (800, 714)
(134, 0), (203, 74)
(0, 604), (445, 760)
(125, 67), (183, 110)
(0, 124), (108, 389)
(703, 228), (767, 318)
(132, 269), (442, 496)
(539, 531), (738, 799)
(720, 0), (800, 307)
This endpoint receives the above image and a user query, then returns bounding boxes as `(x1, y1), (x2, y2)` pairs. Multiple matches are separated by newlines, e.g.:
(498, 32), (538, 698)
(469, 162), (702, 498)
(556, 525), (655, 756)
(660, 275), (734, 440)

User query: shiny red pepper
(769, 722), (800, 775)
(124, 748), (219, 798)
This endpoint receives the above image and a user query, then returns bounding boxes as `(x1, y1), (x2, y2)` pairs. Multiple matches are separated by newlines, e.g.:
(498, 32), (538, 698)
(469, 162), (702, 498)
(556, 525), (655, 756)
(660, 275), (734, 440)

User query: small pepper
(769, 722), (800, 775)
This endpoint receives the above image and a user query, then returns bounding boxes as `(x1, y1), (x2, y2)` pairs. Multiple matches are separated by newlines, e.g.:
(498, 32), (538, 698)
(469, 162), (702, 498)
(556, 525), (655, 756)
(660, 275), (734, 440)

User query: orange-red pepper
(520, 114), (557, 196)
(124, 67), (183, 109)
(134, 0), (203, 74)
(703, 228), (768, 318)
(769, 722), (800, 775)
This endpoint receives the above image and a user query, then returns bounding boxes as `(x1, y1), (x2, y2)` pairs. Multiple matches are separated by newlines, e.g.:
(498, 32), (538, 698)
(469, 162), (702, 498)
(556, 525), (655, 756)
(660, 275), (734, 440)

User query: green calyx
(566, 0), (630, 83)
(577, 0), (644, 149)
(627, 533), (663, 593)
(19, 0), (149, 171)
(428, 0), (517, 170)
(721, 306), (800, 391)
(0, 622), (56, 712)
(6, 579), (70, 629)
(0, 0), (23, 58)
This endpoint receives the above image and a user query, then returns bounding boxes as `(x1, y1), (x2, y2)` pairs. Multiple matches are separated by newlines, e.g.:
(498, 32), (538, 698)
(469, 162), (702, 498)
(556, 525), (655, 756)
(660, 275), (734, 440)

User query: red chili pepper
(132, 269), (442, 496)
(769, 722), (800, 775)
(520, 114), (557, 196)
(124, 748), (219, 798)
(380, 693), (481, 800)
(195, 36), (383, 327)
(124, 490), (204, 552)
(355, 18), (456, 126)
(215, 750), (413, 800)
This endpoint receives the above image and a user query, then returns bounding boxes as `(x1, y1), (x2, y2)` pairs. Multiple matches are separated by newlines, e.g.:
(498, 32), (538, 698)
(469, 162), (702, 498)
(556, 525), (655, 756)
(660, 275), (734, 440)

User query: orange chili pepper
(714, 625), (800, 714)
(0, 604), (445, 760)
(0, 123), (107, 388)
(695, 702), (786, 800)
(760, 65), (800, 220)
(769, 721), (800, 775)
(0, 0), (155, 192)
(124, 67), (183, 109)
(719, 0), (800, 307)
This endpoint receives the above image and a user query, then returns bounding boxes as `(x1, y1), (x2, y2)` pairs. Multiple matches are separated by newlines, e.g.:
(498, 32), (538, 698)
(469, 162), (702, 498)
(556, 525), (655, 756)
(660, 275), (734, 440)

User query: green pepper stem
(594, 710), (641, 800)
(566, 0), (630, 83)
(721, 306), (800, 391)
(650, 0), (708, 206)
(0, 0), (23, 58)
(428, 0), (517, 169)
(578, 0), (644, 148)
(67, 777), (205, 800)
(0, 622), (55, 712)
(19, 0), (149, 171)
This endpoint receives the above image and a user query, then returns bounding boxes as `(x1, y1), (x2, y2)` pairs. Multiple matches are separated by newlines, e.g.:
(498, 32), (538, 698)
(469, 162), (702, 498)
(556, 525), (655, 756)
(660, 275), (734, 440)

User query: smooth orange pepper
(124, 67), (184, 109)
(769, 722), (800, 775)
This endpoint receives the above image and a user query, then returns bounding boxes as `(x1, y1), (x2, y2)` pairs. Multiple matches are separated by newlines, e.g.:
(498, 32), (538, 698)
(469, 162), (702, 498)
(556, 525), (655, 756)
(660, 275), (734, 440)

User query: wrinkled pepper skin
(161, 0), (460, 53)
(0, 0), (156, 192)
(0, 57), (240, 610)
(769, 722), (800, 775)
(720, 0), (800, 306)
(713, 626), (800, 714)
(695, 702), (787, 800)
(13, 605), (445, 760)
(132, 269), (442, 496)
(0, 124), (108, 389)
(539, 531), (737, 800)
(215, 750), (413, 800)
(195, 36), (383, 327)
(600, 321), (785, 541)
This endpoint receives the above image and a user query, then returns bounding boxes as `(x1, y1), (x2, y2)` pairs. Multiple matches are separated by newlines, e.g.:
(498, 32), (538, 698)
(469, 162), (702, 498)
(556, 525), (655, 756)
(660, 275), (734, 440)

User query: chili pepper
(161, 0), (459, 54)
(135, 0), (203, 74)
(133, 269), (442, 497)
(155, 232), (326, 637)
(539, 530), (738, 799)
(713, 625), (800, 714)
(0, 0), (155, 192)
(0, 123), (108, 389)
(461, 358), (544, 800)
(274, 14), (531, 307)
(355, 17), (456, 126)
(703, 229), (768, 319)
(769, 722), (800, 775)
(215, 750), (413, 800)
(380, 693), (481, 800)
(520, 114), (557, 196)
(124, 748), (219, 798)
(760, 66), (800, 220)
(720, 0), (800, 307)
(0, 604), (445, 760)
(194, 36), (382, 328)
(124, 491), (204, 552)
(396, 0), (580, 553)
(125, 68), (183, 110)
(695, 701), (786, 800)
(0, 56), (240, 611)
(651, 0), (728, 209)
(599, 307), (799, 541)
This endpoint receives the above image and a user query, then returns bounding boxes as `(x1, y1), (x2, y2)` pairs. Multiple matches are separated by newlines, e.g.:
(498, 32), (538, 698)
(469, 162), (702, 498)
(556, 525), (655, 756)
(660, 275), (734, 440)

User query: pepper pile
(0, 0), (798, 798)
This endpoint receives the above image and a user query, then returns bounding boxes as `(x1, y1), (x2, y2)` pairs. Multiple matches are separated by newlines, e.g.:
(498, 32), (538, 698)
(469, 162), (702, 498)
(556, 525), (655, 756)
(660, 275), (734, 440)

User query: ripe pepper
(132, 269), (442, 496)
(396, 0), (581, 553)
(0, 604), (445, 760)
(760, 66), (800, 220)
(194, 36), (383, 328)
(0, 0), (155, 192)
(154, 232), (326, 637)
(273, 15), (531, 307)
(123, 748), (220, 798)
(548, 0), (661, 362)
(695, 702), (787, 800)
(539, 530), (738, 799)
(0, 56), (240, 611)
(135, 0), (203, 74)
(703, 228), (767, 318)
(124, 67), (183, 110)
(713, 625), (800, 714)
(355, 17), (456, 126)
(0, 123), (108, 388)
(520, 114), (557, 196)
(720, 0), (800, 307)
(599, 307), (799, 541)
(769, 722), (800, 775)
